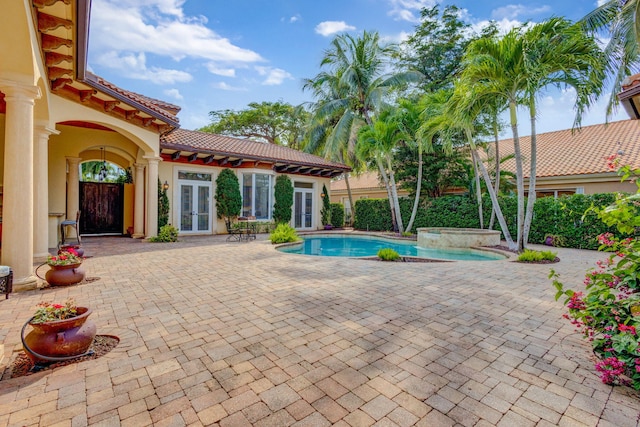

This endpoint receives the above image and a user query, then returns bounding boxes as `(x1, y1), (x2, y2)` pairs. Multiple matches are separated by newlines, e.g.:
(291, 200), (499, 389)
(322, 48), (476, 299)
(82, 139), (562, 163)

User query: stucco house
(332, 119), (640, 213)
(0, 0), (348, 292)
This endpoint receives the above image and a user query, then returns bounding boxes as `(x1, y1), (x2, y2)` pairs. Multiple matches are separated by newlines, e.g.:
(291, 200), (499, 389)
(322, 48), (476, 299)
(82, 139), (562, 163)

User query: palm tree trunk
(376, 158), (398, 232)
(386, 155), (404, 234)
(471, 149), (484, 229)
(344, 174), (355, 226)
(467, 132), (516, 250)
(509, 100), (525, 252)
(405, 145), (423, 233)
(523, 97), (537, 247)
(489, 119), (500, 230)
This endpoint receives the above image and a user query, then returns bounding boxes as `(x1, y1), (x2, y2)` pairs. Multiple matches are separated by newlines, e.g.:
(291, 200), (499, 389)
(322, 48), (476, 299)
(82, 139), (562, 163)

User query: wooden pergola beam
(171, 151), (181, 160)
(188, 153), (198, 162)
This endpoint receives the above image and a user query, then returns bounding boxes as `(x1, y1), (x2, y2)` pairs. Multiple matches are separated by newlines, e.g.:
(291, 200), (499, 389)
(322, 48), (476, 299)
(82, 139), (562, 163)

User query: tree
(303, 31), (422, 231)
(273, 175), (294, 224)
(396, 5), (472, 93)
(358, 110), (405, 233)
(581, 0), (640, 115)
(200, 101), (309, 148)
(321, 184), (331, 226)
(215, 169), (242, 223)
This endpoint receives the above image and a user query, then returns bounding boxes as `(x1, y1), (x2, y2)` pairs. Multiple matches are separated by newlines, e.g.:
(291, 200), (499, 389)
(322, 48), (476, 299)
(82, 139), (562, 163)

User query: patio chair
(225, 218), (246, 242)
(59, 210), (81, 247)
(0, 267), (13, 299)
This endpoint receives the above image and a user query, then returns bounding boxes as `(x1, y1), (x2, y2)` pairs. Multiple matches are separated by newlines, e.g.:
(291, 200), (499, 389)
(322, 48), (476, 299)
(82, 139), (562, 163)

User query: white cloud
(491, 4), (551, 20)
(163, 88), (183, 100)
(290, 14), (301, 23)
(255, 66), (294, 85)
(314, 21), (356, 36)
(212, 82), (247, 91)
(90, 0), (264, 65)
(387, 0), (437, 23)
(94, 51), (193, 84)
(596, 0), (607, 6)
(469, 18), (524, 36)
(206, 64), (236, 77)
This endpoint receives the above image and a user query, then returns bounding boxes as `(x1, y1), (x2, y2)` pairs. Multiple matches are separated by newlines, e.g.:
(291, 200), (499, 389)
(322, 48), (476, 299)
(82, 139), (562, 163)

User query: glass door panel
(294, 192), (303, 228)
(304, 192), (312, 228)
(197, 186), (210, 231)
(181, 184), (193, 231)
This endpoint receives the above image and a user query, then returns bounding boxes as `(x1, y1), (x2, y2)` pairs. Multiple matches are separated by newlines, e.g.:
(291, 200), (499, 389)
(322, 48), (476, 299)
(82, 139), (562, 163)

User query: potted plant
(22, 298), (97, 363)
(543, 234), (566, 247)
(45, 249), (85, 286)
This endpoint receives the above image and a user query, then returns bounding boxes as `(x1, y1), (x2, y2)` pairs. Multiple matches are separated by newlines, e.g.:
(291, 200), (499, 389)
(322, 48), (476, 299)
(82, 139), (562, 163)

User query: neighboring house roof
(161, 129), (351, 177)
(497, 119), (640, 178)
(331, 173), (384, 192)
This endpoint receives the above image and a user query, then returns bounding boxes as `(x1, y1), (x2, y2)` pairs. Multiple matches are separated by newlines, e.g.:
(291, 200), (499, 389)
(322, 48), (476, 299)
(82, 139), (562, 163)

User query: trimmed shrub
(321, 184), (331, 226)
(273, 175), (294, 224)
(215, 169), (242, 221)
(158, 179), (170, 231)
(330, 203), (345, 228)
(378, 248), (400, 261)
(354, 193), (625, 250)
(517, 249), (557, 262)
(269, 223), (300, 244)
(149, 224), (178, 242)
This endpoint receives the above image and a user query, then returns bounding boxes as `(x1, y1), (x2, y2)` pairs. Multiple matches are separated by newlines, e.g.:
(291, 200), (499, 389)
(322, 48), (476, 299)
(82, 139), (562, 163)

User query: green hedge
(330, 203), (345, 228)
(354, 193), (624, 250)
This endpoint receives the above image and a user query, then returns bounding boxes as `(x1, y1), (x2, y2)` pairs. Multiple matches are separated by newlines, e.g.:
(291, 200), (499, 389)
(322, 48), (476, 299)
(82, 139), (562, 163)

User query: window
(242, 173), (272, 219)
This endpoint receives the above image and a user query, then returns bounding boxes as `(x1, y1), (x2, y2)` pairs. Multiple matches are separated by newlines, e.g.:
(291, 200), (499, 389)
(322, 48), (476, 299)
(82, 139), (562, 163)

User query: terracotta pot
(24, 307), (96, 362)
(45, 263), (85, 286)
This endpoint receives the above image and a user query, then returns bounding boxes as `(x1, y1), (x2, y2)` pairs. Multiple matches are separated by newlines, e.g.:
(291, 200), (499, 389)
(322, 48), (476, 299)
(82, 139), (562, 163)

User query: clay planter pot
(45, 263), (85, 286)
(24, 307), (96, 363)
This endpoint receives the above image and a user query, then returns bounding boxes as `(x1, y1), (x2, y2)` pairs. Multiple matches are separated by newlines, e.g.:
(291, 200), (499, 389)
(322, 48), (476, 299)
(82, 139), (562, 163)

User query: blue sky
(87, 0), (627, 137)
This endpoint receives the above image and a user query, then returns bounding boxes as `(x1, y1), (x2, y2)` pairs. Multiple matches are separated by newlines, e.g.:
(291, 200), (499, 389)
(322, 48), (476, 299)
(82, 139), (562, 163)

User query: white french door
(294, 189), (313, 229)
(178, 179), (212, 234)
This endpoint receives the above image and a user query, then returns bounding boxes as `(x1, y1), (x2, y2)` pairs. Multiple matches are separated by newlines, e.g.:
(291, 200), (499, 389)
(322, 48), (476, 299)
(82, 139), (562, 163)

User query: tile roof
(161, 128), (350, 171)
(86, 73), (181, 124)
(331, 172), (383, 191)
(497, 119), (640, 178)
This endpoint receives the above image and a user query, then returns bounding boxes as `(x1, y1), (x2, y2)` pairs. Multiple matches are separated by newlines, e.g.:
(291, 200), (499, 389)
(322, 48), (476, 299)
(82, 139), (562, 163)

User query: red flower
(619, 324), (637, 335)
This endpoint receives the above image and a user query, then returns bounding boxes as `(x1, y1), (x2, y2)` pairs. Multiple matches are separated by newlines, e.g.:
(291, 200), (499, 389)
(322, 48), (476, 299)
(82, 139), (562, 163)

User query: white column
(65, 157), (82, 240)
(132, 163), (145, 238)
(34, 124), (59, 259)
(144, 156), (161, 238)
(0, 81), (41, 289)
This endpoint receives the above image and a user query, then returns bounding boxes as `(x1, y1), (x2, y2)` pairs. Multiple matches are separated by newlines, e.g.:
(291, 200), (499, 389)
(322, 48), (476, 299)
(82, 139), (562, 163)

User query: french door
(294, 189), (313, 229)
(178, 176), (212, 234)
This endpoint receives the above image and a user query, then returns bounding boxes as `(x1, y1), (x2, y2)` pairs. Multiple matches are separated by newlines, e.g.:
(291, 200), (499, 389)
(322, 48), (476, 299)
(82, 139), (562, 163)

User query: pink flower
(567, 292), (586, 310)
(595, 357), (626, 384)
(619, 324), (637, 335)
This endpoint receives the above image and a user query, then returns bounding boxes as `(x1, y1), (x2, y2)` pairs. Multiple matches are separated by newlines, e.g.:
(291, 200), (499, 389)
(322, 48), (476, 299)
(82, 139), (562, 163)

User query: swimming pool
(277, 234), (505, 261)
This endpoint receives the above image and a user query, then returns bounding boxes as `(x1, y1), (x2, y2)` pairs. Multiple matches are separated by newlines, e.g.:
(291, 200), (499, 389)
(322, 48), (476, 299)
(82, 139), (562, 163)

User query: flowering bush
(31, 299), (78, 324)
(551, 162), (640, 389)
(47, 249), (82, 266)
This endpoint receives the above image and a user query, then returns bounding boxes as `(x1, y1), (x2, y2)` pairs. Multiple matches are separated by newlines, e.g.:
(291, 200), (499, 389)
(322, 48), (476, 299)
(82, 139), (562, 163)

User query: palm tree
(303, 30), (422, 230)
(521, 18), (605, 244)
(357, 110), (405, 233)
(461, 19), (605, 250)
(581, 0), (640, 115)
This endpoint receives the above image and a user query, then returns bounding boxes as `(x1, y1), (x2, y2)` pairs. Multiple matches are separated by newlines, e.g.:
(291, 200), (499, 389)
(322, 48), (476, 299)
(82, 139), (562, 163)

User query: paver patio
(0, 234), (638, 426)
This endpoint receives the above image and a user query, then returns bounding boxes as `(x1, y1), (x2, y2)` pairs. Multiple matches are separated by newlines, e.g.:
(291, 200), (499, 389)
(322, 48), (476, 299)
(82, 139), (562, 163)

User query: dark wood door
(80, 182), (124, 235)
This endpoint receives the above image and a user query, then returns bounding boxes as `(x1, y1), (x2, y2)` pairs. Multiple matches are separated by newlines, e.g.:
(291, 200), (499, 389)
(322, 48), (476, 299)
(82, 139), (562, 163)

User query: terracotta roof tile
(497, 120), (640, 178)
(161, 128), (350, 171)
(86, 73), (180, 124)
(330, 172), (382, 191)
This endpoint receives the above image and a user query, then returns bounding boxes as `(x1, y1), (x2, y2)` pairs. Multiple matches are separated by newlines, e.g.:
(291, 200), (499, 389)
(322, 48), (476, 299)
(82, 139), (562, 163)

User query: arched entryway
(77, 143), (135, 236)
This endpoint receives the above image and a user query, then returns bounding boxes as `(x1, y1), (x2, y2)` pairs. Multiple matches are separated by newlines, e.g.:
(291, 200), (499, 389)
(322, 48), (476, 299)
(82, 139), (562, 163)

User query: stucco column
(65, 157), (82, 240)
(144, 156), (161, 238)
(34, 124), (58, 259)
(132, 163), (145, 238)
(0, 81), (41, 290)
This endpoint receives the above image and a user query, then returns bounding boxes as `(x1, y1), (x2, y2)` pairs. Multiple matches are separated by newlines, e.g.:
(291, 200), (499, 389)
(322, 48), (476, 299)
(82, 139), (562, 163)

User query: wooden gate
(80, 182), (124, 235)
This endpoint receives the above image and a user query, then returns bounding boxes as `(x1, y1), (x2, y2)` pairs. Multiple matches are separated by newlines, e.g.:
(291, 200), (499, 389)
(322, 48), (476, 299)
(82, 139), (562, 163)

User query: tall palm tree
(581, 0), (640, 115)
(303, 30), (422, 230)
(521, 18), (605, 244)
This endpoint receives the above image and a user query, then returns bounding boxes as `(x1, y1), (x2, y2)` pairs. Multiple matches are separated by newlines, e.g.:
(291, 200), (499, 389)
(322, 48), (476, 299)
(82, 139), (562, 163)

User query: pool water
(278, 234), (504, 261)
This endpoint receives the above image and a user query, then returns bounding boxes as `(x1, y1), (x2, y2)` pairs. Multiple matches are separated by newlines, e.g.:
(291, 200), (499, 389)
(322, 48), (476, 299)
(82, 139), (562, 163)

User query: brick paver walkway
(0, 235), (638, 426)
